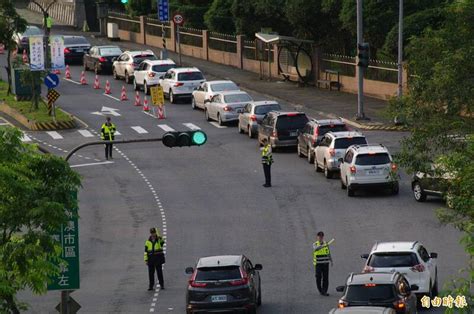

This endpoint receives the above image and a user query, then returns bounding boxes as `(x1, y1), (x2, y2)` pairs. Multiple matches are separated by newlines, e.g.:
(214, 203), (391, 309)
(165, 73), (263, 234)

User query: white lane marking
(157, 124), (175, 132)
(143, 111), (157, 118)
(63, 78), (81, 85)
(46, 131), (63, 139)
(131, 126), (148, 134)
(209, 121), (227, 129)
(103, 93), (121, 102)
(78, 129), (94, 137)
(0, 122), (10, 126)
(183, 123), (201, 130)
(70, 161), (114, 168)
(115, 131), (121, 136)
(21, 133), (32, 142)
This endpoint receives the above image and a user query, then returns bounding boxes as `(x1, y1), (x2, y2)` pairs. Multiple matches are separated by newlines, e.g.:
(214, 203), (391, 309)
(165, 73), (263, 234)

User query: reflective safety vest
(144, 237), (165, 261)
(101, 123), (116, 141)
(261, 144), (273, 165)
(313, 241), (331, 266)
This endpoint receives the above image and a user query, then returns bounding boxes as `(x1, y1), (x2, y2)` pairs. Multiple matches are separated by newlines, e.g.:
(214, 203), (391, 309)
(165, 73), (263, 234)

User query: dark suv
(257, 111), (309, 149)
(336, 272), (418, 314)
(297, 119), (348, 163)
(185, 255), (263, 314)
(411, 165), (453, 203)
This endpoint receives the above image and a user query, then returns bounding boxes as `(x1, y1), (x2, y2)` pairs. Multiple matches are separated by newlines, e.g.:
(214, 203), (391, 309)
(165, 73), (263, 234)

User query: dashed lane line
(157, 124), (175, 132)
(70, 161), (114, 168)
(103, 93), (121, 102)
(63, 78), (81, 85)
(131, 126), (149, 134)
(46, 131), (63, 139)
(209, 121), (227, 129)
(78, 129), (94, 138)
(183, 123), (201, 130)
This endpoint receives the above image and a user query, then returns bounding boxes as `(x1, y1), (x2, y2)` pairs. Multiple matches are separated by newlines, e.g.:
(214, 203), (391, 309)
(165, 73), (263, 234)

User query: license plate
(290, 132), (297, 136)
(236, 108), (243, 113)
(76, 49), (84, 52)
(211, 295), (227, 303)
(366, 170), (380, 175)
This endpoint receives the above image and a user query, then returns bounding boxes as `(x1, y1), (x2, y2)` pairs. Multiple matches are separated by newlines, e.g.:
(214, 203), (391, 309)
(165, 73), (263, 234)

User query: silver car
(238, 101), (281, 138)
(112, 50), (157, 84)
(204, 91), (253, 126)
(192, 80), (239, 110)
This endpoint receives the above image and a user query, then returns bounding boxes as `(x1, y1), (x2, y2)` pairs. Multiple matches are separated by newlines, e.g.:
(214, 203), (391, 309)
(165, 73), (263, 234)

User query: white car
(112, 50), (157, 84)
(204, 91), (253, 126)
(133, 59), (175, 95)
(191, 80), (240, 110)
(159, 67), (205, 104)
(339, 144), (399, 196)
(361, 241), (438, 298)
(314, 131), (367, 178)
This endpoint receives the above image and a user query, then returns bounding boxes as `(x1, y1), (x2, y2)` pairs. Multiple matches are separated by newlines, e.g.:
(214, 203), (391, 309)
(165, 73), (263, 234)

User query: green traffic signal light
(121, 0), (128, 4)
(192, 131), (207, 145)
(162, 130), (207, 147)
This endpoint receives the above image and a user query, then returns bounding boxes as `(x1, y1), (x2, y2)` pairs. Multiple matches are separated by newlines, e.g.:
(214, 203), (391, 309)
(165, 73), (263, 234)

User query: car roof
(270, 111), (306, 116)
(350, 144), (389, 154)
(371, 241), (419, 253)
(207, 80), (236, 85)
(144, 59), (175, 65)
(217, 90), (249, 96)
(197, 255), (242, 268)
(312, 119), (345, 126)
(172, 67), (201, 73)
(94, 45), (121, 49)
(327, 131), (364, 138)
(347, 272), (399, 285)
(329, 307), (396, 314)
(252, 100), (279, 106)
(125, 50), (155, 56)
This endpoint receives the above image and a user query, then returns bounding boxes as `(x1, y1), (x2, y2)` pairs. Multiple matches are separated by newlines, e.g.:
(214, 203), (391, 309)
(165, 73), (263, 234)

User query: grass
(0, 80), (72, 123)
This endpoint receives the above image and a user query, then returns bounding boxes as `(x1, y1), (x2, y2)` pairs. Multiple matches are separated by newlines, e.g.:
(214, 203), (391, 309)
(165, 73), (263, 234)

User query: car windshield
(345, 284), (396, 302)
(133, 55), (157, 64)
(335, 137), (367, 149)
(368, 252), (419, 268)
(210, 82), (239, 92)
(255, 104), (281, 115)
(178, 71), (204, 81)
(276, 114), (309, 130)
(319, 124), (347, 136)
(195, 266), (241, 281)
(355, 153), (390, 165)
(152, 64), (175, 73)
(24, 27), (43, 36)
(224, 93), (252, 103)
(64, 37), (89, 45)
(99, 47), (122, 56)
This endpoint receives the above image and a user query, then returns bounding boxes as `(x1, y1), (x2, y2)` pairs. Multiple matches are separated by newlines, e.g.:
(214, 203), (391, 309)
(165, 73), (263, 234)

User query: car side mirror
(361, 254), (369, 259)
(430, 252), (438, 258)
(410, 284), (419, 291)
(254, 264), (263, 271)
(338, 158), (344, 163)
(159, 75), (164, 79)
(185, 267), (194, 274)
(336, 286), (344, 292)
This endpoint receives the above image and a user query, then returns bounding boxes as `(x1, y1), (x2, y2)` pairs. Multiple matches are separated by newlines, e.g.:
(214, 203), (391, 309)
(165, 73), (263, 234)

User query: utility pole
(356, 0), (367, 120)
(397, 0), (404, 98)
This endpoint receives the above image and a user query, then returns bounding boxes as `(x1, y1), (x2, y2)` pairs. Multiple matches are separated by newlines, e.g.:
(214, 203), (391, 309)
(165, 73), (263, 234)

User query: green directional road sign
(48, 192), (80, 291)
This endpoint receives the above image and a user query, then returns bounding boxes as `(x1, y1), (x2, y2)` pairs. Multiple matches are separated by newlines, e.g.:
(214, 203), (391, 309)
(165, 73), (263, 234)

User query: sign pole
(177, 24), (182, 66)
(60, 290), (69, 314)
(356, 0), (366, 120)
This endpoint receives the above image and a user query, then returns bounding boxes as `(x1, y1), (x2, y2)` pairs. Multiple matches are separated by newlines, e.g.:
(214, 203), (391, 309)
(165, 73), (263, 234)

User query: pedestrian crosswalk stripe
(46, 131), (63, 139)
(158, 124), (175, 132)
(209, 121), (227, 129)
(115, 131), (121, 135)
(183, 123), (201, 130)
(78, 129), (94, 137)
(21, 133), (32, 142)
(131, 126), (148, 134)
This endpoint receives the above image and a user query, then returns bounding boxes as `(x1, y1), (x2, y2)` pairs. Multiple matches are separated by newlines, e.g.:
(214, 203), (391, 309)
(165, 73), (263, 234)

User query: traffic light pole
(356, 0), (367, 120)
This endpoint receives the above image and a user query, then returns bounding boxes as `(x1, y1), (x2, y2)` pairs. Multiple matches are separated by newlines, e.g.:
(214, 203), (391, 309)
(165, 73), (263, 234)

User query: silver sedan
(204, 91), (253, 126)
(238, 101), (281, 138)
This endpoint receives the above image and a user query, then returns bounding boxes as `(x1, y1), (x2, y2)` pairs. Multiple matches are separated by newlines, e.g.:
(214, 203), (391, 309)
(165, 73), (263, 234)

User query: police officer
(101, 116), (116, 160)
(145, 227), (165, 290)
(313, 231), (333, 296)
(261, 138), (273, 187)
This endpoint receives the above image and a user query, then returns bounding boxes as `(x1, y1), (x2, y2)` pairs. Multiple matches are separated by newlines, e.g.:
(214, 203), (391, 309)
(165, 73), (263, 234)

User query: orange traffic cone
(93, 75), (100, 89)
(134, 91), (141, 106)
(120, 85), (128, 101)
(143, 96), (150, 111)
(80, 71), (87, 85)
(104, 80), (111, 94)
(22, 49), (28, 64)
(65, 65), (71, 79)
(0, 44), (5, 54)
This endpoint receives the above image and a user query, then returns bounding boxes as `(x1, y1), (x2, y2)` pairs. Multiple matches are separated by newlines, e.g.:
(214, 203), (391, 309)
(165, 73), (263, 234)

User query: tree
(204, 0), (235, 34)
(169, 0), (212, 29)
(126, 0), (152, 16)
(0, 127), (82, 313)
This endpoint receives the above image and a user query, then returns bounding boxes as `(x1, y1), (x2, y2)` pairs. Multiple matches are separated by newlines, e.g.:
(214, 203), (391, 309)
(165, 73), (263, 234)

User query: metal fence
(108, 12), (140, 33)
(209, 32), (237, 53)
(145, 18), (171, 38)
(321, 54), (356, 77)
(243, 40), (256, 60)
(178, 27), (203, 47)
(365, 60), (398, 83)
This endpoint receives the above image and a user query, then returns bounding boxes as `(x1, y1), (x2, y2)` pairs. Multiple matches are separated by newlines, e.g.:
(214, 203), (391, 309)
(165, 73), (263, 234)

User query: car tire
(125, 71), (131, 84)
(324, 161), (332, 179)
(133, 78), (139, 91)
(307, 146), (314, 163)
(297, 142), (304, 158)
(257, 281), (262, 306)
(170, 90), (176, 104)
(217, 114), (223, 126)
(144, 82), (150, 95)
(412, 181), (426, 202)
(347, 183), (355, 197)
(191, 97), (197, 110)
(113, 68), (119, 80)
(315, 160), (322, 172)
(431, 272), (438, 297)
(248, 126), (254, 138)
(205, 109), (211, 121)
(341, 177), (347, 189)
(391, 182), (399, 195)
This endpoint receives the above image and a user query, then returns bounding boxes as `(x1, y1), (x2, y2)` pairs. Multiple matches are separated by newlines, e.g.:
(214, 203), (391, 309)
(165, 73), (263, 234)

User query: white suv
(361, 241), (438, 298)
(314, 131), (367, 178)
(159, 67), (205, 104)
(133, 59), (176, 94)
(112, 50), (157, 84)
(339, 144), (398, 196)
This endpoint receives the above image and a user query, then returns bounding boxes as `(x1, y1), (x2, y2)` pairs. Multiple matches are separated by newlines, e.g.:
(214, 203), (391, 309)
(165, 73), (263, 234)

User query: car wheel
(257, 280), (262, 306)
(205, 109), (211, 121)
(144, 82), (150, 95)
(94, 64), (100, 75)
(113, 68), (119, 80)
(391, 182), (399, 195)
(431, 272), (438, 297)
(347, 183), (355, 197)
(125, 71), (131, 84)
(315, 160), (322, 172)
(412, 181), (426, 201)
(297, 142), (304, 158)
(170, 90), (176, 104)
(248, 126), (254, 138)
(217, 114), (223, 126)
(191, 97), (197, 110)
(341, 176), (347, 189)
(133, 78), (139, 91)
(324, 161), (332, 179)
(307, 146), (314, 163)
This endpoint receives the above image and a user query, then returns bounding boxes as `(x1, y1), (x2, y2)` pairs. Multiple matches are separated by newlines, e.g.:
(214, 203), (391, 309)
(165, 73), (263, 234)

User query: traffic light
(121, 0), (128, 4)
(162, 130), (207, 147)
(357, 43), (370, 68)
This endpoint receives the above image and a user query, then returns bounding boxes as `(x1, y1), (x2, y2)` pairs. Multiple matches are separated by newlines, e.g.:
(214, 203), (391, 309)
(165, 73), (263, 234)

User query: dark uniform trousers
(315, 263), (329, 294)
(148, 253), (165, 289)
(263, 163), (271, 185)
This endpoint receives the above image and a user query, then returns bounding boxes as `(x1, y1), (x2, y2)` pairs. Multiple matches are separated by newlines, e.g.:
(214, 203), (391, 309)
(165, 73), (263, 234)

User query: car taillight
(363, 265), (374, 273)
(411, 264), (425, 272)
(98, 57), (106, 62)
(250, 115), (257, 121)
(271, 130), (278, 138)
(391, 163), (397, 172)
(188, 280), (207, 288)
(223, 106), (233, 112)
(314, 127), (319, 138)
(329, 148), (336, 157)
(148, 72), (156, 78)
(230, 268), (249, 286)
(338, 300), (348, 309)
(350, 165), (357, 174)
(174, 82), (184, 87)
(394, 300), (406, 310)
(64, 48), (71, 54)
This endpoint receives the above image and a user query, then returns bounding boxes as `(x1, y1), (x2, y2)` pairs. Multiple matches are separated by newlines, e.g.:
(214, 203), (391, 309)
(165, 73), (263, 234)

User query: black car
(63, 36), (91, 64)
(336, 272), (418, 314)
(411, 165), (452, 203)
(83, 45), (122, 74)
(257, 111), (309, 150)
(185, 255), (262, 314)
(13, 25), (44, 52)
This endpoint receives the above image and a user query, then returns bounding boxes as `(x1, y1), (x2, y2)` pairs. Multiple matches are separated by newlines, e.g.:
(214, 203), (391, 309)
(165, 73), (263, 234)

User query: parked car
(336, 272), (418, 314)
(159, 67), (206, 103)
(361, 241), (438, 299)
(238, 101), (281, 138)
(411, 164), (453, 203)
(133, 59), (176, 94)
(13, 25), (44, 52)
(257, 111), (309, 150)
(112, 50), (157, 84)
(339, 144), (399, 196)
(83, 45), (122, 74)
(296, 119), (349, 163)
(329, 307), (396, 314)
(63, 36), (91, 64)
(185, 255), (262, 314)
(192, 80), (240, 110)
(204, 91), (253, 125)
(314, 131), (367, 178)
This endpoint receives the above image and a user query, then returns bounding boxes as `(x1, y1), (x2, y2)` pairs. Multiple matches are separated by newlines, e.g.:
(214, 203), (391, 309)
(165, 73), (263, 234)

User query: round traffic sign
(173, 14), (184, 26)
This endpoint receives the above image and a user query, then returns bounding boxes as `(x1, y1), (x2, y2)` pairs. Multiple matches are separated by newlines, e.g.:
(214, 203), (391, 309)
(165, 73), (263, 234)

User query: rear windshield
(211, 83), (239, 92)
(152, 64), (175, 73)
(195, 266), (241, 281)
(224, 93), (252, 103)
(133, 55), (157, 64)
(334, 137), (367, 149)
(345, 284), (396, 302)
(368, 252), (419, 268)
(24, 27), (43, 36)
(255, 104), (281, 115)
(99, 47), (122, 56)
(64, 37), (89, 45)
(319, 124), (347, 136)
(355, 153), (390, 165)
(178, 72), (204, 81)
(276, 114), (309, 130)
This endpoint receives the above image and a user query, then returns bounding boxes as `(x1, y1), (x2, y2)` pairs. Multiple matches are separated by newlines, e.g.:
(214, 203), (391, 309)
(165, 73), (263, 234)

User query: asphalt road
(2, 56), (468, 314)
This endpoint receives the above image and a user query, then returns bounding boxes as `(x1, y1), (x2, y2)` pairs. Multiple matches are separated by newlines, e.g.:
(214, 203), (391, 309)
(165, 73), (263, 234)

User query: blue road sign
(158, 0), (169, 22)
(44, 73), (60, 89)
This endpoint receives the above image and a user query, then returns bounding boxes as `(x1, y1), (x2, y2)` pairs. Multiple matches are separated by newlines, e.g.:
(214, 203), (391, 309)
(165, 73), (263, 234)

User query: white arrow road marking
(115, 131), (121, 135)
(103, 93), (121, 102)
(70, 161), (114, 168)
(91, 111), (104, 116)
(100, 106), (121, 116)
(46, 131), (63, 139)
(131, 126), (148, 134)
(157, 124), (175, 132)
(63, 78), (81, 85)
(183, 123), (201, 130)
(78, 129), (94, 137)
(21, 133), (32, 142)
(209, 121), (227, 129)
